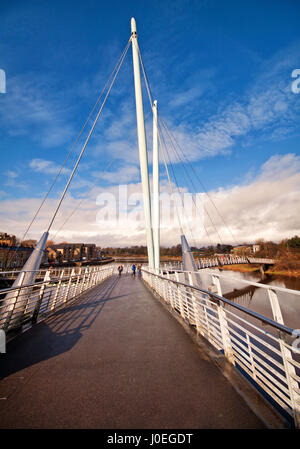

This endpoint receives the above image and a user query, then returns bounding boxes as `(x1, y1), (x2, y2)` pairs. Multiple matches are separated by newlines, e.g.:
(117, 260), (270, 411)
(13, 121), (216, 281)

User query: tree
(287, 235), (300, 249)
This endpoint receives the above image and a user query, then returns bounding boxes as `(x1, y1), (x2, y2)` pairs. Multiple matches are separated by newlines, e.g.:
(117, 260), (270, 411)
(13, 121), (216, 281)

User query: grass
(219, 264), (260, 273)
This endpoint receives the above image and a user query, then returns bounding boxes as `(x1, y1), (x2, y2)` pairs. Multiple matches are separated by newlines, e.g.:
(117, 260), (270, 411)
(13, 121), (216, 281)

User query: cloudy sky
(0, 0), (300, 247)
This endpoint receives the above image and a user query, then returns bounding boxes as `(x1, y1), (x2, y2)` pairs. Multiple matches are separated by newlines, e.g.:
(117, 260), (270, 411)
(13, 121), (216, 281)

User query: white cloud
(93, 165), (140, 184)
(202, 153), (300, 245)
(29, 158), (71, 175)
(1, 153), (299, 248)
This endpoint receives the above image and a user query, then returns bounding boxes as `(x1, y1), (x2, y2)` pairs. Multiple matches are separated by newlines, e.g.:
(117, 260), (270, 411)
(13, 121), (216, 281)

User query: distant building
(0, 246), (48, 269)
(48, 243), (101, 263)
(252, 244), (260, 253)
(21, 239), (37, 248)
(231, 245), (252, 256)
(0, 232), (16, 247)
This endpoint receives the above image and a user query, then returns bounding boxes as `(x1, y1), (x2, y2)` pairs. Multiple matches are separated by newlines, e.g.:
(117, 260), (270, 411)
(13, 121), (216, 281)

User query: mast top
(131, 17), (137, 37)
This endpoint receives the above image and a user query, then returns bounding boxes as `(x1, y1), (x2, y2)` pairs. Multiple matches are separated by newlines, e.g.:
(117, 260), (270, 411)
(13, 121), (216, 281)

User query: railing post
(85, 268), (92, 290)
(79, 268), (87, 294)
(267, 288), (300, 427)
(64, 269), (75, 303)
(3, 271), (25, 330)
(174, 271), (185, 319)
(51, 269), (64, 311)
(73, 268), (81, 298)
(212, 275), (235, 365)
(246, 333), (257, 381)
(187, 272), (201, 331)
(32, 270), (50, 323)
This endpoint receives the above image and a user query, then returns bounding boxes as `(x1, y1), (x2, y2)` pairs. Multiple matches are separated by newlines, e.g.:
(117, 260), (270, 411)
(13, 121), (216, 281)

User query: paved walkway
(0, 274), (265, 428)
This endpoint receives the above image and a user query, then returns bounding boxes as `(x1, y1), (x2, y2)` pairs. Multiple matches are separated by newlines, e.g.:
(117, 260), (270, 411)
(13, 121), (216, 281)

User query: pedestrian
(132, 264), (136, 277)
(137, 264), (142, 277)
(118, 265), (123, 276)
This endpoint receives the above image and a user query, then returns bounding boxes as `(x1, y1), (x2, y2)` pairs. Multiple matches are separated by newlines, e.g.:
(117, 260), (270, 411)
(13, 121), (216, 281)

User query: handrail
(161, 266), (300, 297)
(142, 268), (297, 337)
(0, 265), (115, 294)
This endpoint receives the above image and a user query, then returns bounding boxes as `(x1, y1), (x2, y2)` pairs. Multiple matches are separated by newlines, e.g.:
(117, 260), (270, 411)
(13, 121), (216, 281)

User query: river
(198, 268), (300, 330)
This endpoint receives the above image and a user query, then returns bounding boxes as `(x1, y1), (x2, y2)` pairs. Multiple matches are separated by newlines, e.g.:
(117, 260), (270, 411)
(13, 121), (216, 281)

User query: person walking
(137, 264), (142, 277)
(132, 264), (136, 277)
(118, 265), (123, 276)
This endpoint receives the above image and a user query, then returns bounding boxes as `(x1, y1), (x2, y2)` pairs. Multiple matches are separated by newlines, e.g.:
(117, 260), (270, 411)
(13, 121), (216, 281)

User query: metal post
(64, 268), (75, 303)
(268, 288), (300, 427)
(174, 271), (185, 319)
(51, 269), (64, 310)
(152, 99), (160, 272)
(32, 270), (50, 322)
(131, 17), (154, 269)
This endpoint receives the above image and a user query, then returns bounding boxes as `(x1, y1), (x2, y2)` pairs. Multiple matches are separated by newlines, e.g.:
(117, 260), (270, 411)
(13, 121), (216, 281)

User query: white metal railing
(0, 265), (115, 332)
(161, 256), (250, 270)
(142, 267), (300, 428)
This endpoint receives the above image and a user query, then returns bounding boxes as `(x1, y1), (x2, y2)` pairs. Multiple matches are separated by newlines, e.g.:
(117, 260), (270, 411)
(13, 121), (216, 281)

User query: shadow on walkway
(0, 275), (123, 379)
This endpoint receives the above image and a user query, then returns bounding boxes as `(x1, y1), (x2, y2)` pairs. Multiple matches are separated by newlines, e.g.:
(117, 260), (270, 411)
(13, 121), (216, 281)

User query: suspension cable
(137, 44), (216, 248)
(46, 38), (131, 233)
(6, 38), (131, 268)
(159, 116), (239, 246)
(158, 117), (225, 246)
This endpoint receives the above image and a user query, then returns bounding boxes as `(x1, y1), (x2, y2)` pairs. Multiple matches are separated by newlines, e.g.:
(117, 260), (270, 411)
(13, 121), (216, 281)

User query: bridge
(1, 263), (300, 428)
(1, 18), (300, 430)
(162, 255), (276, 273)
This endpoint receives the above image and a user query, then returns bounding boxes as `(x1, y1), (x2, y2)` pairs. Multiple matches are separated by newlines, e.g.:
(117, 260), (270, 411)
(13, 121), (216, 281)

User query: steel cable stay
(136, 44), (199, 245)
(157, 125), (185, 240)
(137, 44), (223, 249)
(51, 147), (124, 241)
(51, 110), (154, 239)
(46, 38), (131, 233)
(136, 41), (239, 248)
(158, 128), (201, 249)
(159, 116), (240, 247)
(158, 117), (226, 247)
(6, 38), (132, 268)
(158, 122), (217, 249)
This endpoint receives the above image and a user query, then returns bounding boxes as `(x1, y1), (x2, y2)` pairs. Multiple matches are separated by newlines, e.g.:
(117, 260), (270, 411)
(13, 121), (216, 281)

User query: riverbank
(219, 264), (260, 273)
(219, 263), (300, 278)
(266, 269), (300, 278)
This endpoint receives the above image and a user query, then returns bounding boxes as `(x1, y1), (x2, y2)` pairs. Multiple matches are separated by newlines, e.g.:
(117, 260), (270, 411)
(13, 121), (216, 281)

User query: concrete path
(0, 274), (265, 428)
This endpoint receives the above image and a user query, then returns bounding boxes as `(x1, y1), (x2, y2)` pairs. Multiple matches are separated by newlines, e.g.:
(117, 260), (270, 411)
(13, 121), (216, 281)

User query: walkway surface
(0, 274), (265, 429)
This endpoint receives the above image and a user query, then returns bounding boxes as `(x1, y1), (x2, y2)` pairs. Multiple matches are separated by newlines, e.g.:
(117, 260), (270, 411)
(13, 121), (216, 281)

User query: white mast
(131, 17), (154, 269)
(152, 100), (160, 271)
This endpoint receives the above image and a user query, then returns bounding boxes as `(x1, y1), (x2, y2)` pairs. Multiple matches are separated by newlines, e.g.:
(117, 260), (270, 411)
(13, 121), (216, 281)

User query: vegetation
(254, 237), (300, 277)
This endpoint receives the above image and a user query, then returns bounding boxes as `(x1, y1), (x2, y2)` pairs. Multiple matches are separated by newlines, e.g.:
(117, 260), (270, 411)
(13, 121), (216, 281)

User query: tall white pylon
(131, 17), (154, 269)
(152, 100), (160, 272)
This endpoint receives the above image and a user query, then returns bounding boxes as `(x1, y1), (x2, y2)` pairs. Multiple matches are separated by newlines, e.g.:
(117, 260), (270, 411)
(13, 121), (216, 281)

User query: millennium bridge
(1, 18), (299, 429)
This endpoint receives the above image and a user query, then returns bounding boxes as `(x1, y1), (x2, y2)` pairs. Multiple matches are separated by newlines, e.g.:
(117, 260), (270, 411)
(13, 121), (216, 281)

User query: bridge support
(2, 231), (49, 329)
(131, 17), (154, 269)
(152, 100), (160, 272)
(181, 235), (202, 287)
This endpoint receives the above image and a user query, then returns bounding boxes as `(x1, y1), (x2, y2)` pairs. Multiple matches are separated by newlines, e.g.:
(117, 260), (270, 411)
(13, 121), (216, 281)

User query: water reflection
(206, 268), (300, 330)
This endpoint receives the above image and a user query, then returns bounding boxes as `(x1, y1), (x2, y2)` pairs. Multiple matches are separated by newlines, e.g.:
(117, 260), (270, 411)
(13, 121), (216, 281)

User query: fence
(0, 265), (114, 333)
(142, 267), (300, 428)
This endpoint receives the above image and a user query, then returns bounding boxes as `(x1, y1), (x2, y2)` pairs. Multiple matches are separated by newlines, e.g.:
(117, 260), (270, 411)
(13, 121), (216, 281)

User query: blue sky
(0, 0), (300, 246)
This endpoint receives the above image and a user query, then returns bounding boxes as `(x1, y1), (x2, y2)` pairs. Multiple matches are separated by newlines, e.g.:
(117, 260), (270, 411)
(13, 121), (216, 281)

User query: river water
(197, 268), (300, 330)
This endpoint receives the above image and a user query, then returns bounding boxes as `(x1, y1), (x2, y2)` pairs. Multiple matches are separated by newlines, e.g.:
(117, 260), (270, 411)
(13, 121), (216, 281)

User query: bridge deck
(0, 274), (265, 429)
